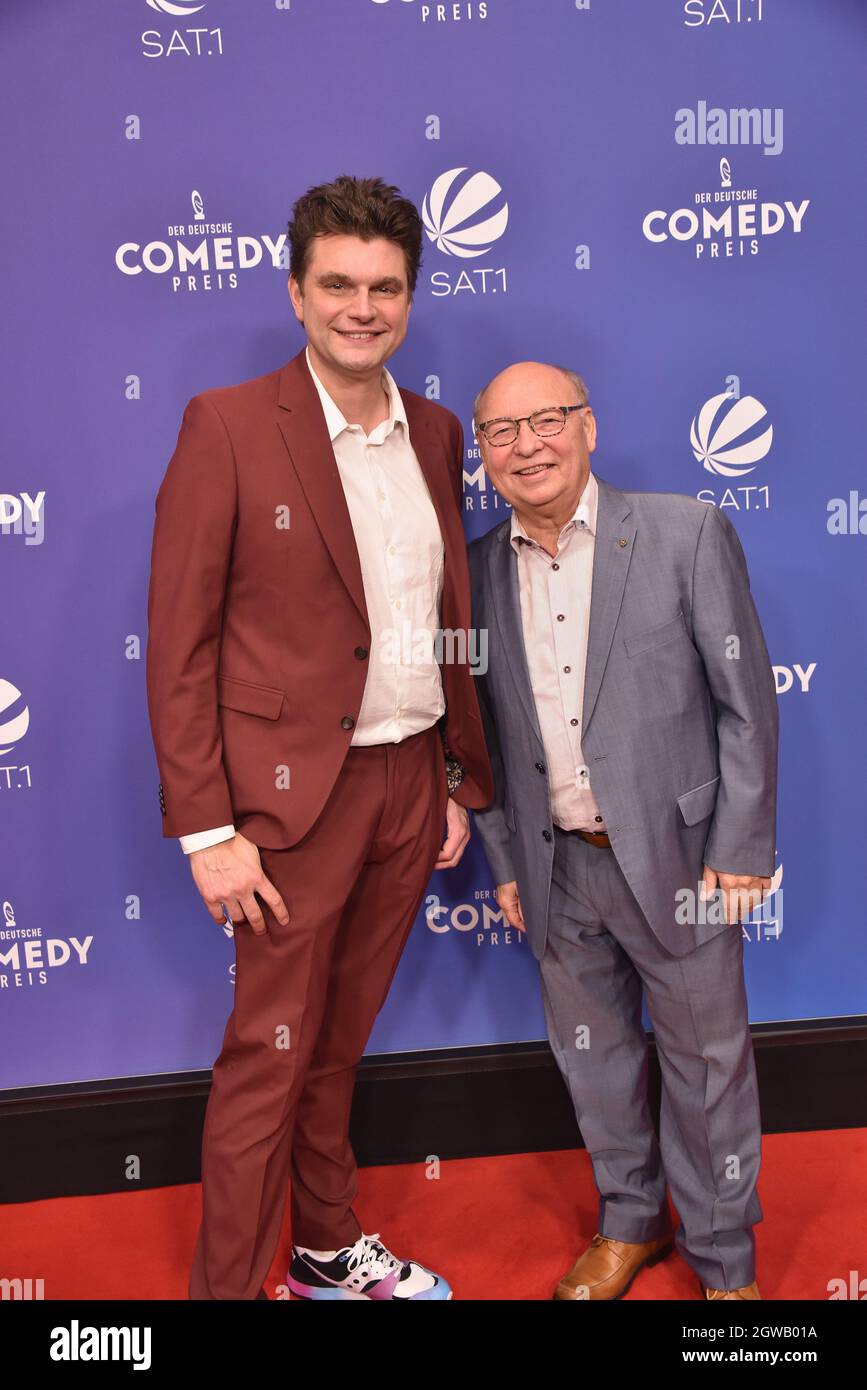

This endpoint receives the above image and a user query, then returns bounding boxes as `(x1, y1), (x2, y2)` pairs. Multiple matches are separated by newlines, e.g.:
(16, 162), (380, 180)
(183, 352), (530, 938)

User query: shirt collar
(509, 470), (598, 553)
(305, 344), (409, 444)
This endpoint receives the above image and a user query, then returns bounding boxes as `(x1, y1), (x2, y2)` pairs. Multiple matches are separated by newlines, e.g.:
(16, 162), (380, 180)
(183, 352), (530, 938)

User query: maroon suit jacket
(146, 347), (494, 848)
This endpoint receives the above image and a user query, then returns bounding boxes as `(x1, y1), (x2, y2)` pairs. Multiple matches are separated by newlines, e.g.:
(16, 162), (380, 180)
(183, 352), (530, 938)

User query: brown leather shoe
(554, 1233), (673, 1301)
(703, 1281), (761, 1300)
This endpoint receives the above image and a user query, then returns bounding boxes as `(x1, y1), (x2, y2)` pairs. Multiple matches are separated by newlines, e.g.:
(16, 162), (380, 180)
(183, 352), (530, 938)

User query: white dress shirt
(179, 348), (445, 854)
(510, 470), (608, 833)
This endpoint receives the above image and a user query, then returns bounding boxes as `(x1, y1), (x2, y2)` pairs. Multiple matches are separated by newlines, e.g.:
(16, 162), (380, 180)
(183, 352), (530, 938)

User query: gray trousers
(539, 825), (763, 1292)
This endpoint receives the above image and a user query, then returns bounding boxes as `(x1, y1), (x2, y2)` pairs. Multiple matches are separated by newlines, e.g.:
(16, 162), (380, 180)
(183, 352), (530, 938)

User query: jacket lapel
(582, 473), (636, 736)
(275, 349), (368, 627)
(488, 522), (544, 744)
(402, 396), (466, 632)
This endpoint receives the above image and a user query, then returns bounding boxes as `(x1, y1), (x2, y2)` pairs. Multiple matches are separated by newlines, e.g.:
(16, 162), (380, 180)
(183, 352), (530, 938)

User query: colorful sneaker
(287, 1232), (452, 1301)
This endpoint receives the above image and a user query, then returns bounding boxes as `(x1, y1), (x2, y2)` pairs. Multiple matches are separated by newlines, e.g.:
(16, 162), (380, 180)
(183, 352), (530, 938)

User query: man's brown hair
(287, 174), (423, 296)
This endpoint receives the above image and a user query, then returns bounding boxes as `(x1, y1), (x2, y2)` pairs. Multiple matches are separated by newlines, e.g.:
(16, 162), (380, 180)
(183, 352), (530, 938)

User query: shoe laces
(341, 1232), (401, 1282)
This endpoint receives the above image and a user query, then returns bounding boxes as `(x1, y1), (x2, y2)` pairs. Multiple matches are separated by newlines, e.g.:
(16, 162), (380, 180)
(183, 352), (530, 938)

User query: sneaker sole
(288, 1276), (454, 1301)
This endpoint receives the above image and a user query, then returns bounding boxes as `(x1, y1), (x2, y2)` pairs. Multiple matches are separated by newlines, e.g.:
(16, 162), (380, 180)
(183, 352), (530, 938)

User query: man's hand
(434, 797), (471, 870)
(189, 832), (290, 936)
(701, 865), (771, 925)
(495, 880), (526, 933)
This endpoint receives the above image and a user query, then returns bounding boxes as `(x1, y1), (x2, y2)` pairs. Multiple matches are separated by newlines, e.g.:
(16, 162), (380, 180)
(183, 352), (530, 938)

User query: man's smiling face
(475, 361), (596, 517)
(288, 233), (411, 381)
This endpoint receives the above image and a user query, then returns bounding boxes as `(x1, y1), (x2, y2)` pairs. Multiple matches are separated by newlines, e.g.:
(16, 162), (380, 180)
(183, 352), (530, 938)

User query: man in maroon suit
(146, 175), (492, 1301)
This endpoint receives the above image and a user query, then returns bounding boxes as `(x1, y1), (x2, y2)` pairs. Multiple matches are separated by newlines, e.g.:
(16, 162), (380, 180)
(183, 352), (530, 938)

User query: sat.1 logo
(422, 168), (509, 298)
(692, 384), (774, 513)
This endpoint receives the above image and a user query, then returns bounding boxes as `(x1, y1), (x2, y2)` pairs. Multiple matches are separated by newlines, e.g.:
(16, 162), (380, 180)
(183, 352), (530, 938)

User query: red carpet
(4, 1131), (864, 1300)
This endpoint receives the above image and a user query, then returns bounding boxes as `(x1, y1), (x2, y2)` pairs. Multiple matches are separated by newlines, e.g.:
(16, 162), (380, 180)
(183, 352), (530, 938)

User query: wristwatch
(438, 717), (465, 794)
(444, 754), (465, 795)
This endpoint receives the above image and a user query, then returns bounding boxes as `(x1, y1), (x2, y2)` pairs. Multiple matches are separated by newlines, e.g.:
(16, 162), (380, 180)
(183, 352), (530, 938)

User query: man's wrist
(179, 825), (236, 855)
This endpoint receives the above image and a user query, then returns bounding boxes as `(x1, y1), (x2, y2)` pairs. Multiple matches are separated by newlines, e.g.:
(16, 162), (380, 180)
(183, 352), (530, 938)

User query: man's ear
(287, 274), (304, 324)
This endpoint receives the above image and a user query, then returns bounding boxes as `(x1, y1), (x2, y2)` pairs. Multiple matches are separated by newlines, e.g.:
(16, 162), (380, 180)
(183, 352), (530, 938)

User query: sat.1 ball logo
(423, 169), (509, 298)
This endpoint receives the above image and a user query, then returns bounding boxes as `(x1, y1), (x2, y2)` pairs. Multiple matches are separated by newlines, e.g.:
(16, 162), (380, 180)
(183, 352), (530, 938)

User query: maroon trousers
(189, 723), (449, 1299)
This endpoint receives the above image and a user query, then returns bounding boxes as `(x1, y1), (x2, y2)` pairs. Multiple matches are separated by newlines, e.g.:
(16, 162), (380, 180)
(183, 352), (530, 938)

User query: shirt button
(595, 815), (603, 823)
(570, 718), (579, 726)
(564, 665), (571, 673)
(341, 716), (355, 730)
(552, 562), (560, 571)
(388, 545), (396, 555)
(354, 646), (368, 660)
(534, 762), (545, 774)
(556, 613), (565, 622)
(542, 830), (553, 842)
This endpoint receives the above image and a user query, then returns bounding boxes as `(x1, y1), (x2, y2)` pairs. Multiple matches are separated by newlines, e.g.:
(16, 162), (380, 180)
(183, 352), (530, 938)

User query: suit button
(354, 646), (368, 660)
(534, 762), (545, 774)
(542, 830), (552, 842)
(341, 715), (355, 730)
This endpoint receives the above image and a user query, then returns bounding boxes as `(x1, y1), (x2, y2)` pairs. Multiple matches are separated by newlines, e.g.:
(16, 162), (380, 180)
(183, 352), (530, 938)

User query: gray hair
(472, 364), (590, 432)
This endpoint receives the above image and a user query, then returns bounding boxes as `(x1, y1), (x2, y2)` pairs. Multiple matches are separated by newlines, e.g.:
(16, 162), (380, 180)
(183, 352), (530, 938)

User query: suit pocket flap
(676, 775), (720, 826)
(624, 609), (686, 658)
(217, 675), (284, 720)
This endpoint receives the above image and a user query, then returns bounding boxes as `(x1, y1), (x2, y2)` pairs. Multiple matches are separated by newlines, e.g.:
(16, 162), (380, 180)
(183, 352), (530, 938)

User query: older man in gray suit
(468, 361), (778, 1302)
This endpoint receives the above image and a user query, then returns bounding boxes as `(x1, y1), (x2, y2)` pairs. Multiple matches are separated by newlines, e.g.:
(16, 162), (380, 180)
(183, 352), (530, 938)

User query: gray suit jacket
(468, 473), (779, 960)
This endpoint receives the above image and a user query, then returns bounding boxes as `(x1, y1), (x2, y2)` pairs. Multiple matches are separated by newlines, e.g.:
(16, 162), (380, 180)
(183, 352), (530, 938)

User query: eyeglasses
(475, 404), (589, 447)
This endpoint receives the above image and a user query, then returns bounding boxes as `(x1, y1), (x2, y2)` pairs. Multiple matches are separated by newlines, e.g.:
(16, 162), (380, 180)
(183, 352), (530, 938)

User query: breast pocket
(624, 608), (687, 659)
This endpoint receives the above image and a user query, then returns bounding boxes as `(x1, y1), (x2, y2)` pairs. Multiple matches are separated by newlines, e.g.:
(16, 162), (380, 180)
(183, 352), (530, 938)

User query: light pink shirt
(509, 470), (608, 833)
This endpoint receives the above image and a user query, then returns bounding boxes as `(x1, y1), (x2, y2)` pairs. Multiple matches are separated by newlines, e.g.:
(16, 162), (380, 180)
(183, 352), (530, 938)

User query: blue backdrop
(2, 0), (865, 1090)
